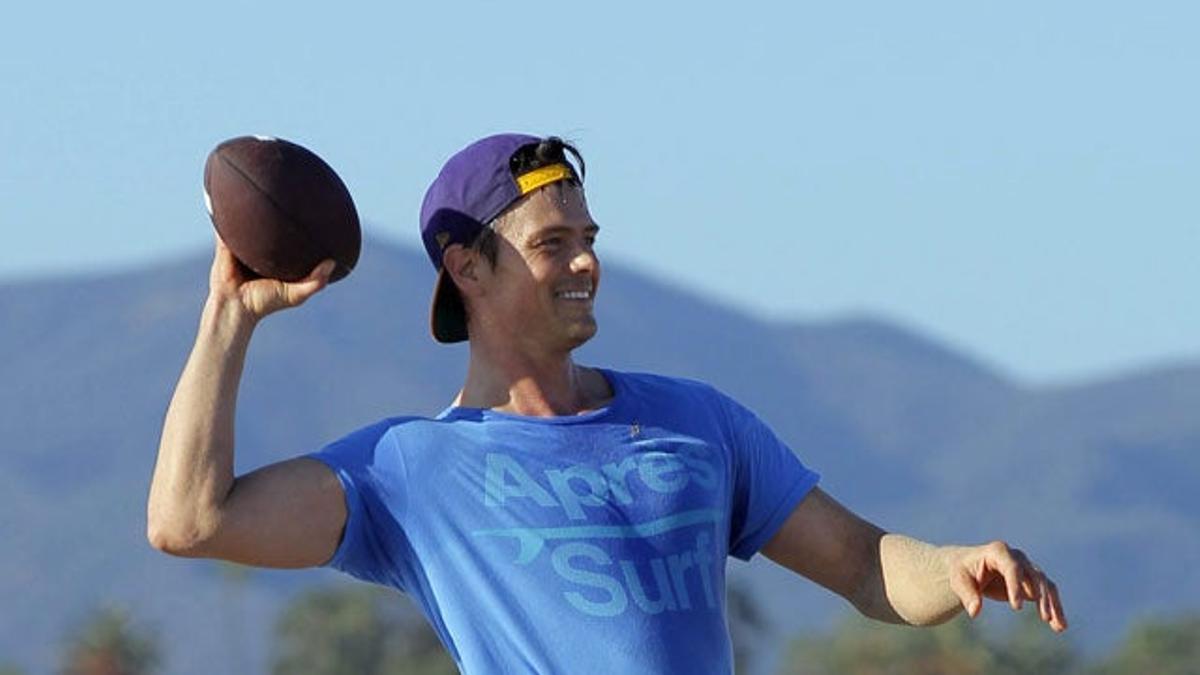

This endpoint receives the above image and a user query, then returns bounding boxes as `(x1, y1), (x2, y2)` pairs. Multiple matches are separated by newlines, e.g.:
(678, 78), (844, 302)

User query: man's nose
(569, 243), (598, 274)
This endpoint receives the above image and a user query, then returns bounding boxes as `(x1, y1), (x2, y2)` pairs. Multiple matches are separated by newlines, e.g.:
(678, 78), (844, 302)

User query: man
(148, 133), (1067, 673)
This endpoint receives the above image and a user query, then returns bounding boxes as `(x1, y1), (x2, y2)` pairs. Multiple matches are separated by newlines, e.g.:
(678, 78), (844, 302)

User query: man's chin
(563, 318), (598, 350)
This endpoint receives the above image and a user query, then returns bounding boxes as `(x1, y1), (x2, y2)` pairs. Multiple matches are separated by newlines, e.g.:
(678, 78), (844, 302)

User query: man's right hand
(209, 236), (336, 321)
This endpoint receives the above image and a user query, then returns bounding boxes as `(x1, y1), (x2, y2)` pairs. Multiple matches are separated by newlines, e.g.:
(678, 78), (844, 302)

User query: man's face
(475, 183), (601, 354)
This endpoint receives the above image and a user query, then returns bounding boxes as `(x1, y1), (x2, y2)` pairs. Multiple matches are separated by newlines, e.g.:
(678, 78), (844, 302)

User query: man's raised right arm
(146, 240), (346, 568)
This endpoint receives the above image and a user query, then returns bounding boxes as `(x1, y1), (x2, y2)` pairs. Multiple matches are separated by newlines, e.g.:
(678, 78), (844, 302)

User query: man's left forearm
(867, 533), (966, 626)
(863, 533), (1067, 633)
(762, 488), (1067, 632)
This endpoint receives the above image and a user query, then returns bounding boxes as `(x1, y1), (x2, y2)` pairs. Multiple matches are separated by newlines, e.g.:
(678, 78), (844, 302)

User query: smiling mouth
(554, 285), (594, 301)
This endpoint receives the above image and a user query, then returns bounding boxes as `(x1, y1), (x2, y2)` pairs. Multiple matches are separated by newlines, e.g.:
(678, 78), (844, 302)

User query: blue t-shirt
(309, 370), (819, 674)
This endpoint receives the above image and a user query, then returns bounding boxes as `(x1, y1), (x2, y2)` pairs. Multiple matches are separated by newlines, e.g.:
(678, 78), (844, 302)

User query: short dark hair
(509, 136), (586, 183)
(467, 223), (500, 268)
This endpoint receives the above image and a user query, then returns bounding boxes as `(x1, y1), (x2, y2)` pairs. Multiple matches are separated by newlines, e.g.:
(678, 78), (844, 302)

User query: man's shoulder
(323, 414), (450, 451)
(604, 368), (729, 406)
(313, 414), (477, 473)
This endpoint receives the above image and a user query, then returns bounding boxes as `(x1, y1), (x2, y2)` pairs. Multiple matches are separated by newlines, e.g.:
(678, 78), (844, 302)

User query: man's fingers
(311, 259), (337, 281)
(209, 235), (245, 289)
(985, 543), (1025, 611)
(1021, 557), (1065, 631)
(1022, 575), (1038, 603)
(1004, 567), (1023, 610)
(1046, 579), (1068, 632)
(950, 566), (983, 618)
(281, 259), (336, 306)
(305, 259), (337, 288)
(1037, 577), (1050, 621)
(956, 543), (1067, 632)
(1027, 566), (1068, 632)
(1016, 554), (1040, 603)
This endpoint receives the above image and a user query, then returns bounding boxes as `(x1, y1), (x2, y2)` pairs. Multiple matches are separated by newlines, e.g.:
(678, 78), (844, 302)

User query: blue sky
(2, 1), (1196, 383)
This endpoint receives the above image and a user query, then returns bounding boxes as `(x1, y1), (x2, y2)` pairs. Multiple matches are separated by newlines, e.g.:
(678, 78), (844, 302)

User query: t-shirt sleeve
(306, 419), (408, 588)
(720, 393), (821, 561)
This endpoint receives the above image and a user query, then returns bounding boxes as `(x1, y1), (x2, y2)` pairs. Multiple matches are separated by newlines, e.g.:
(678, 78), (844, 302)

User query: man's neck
(455, 344), (611, 417)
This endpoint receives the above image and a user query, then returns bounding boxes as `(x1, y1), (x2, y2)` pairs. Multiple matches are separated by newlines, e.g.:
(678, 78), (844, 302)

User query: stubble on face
(484, 184), (601, 353)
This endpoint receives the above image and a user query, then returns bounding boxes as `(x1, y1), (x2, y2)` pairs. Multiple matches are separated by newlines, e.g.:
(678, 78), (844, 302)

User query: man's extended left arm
(761, 487), (1067, 632)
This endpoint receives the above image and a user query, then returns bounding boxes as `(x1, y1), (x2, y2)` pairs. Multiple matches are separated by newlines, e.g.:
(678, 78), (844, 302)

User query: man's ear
(443, 244), (482, 297)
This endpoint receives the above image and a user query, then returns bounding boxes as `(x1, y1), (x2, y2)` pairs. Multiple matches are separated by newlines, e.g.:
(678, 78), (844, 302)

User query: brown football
(203, 135), (360, 283)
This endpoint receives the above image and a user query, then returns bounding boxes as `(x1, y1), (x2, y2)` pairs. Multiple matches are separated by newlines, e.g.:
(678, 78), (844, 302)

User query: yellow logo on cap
(516, 163), (574, 195)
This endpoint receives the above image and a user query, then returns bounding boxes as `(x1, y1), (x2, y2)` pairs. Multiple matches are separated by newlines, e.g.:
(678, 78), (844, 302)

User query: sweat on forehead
(490, 181), (589, 235)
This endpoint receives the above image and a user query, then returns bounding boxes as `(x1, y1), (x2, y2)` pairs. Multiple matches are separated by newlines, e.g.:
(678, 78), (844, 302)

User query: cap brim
(430, 267), (469, 343)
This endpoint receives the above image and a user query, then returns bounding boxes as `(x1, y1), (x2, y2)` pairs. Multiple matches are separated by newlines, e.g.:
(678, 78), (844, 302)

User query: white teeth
(557, 290), (591, 300)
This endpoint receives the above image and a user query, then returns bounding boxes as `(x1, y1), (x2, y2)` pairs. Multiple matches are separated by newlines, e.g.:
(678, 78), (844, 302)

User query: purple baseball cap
(420, 133), (583, 343)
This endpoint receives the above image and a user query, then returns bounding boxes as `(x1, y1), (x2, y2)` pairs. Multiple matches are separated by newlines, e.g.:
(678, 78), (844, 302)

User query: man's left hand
(946, 541), (1068, 632)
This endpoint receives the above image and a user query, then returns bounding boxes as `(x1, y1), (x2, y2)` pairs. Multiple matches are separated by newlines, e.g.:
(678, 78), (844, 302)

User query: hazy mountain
(2, 239), (1196, 674)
